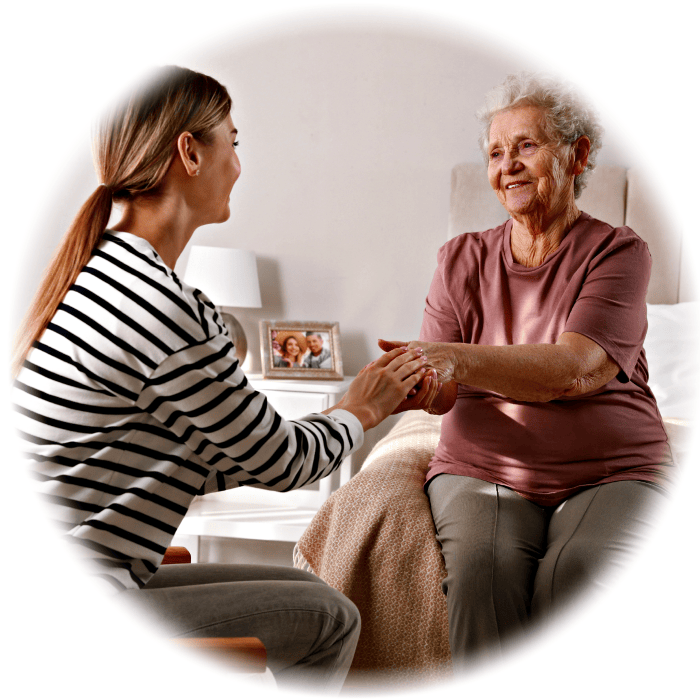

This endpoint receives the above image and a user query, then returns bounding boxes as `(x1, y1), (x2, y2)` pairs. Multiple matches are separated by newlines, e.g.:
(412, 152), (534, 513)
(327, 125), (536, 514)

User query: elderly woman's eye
(519, 141), (537, 153)
(489, 150), (502, 160)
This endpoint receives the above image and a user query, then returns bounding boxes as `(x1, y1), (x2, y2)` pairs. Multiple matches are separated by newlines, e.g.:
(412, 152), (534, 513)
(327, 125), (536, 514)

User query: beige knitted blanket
(294, 412), (452, 687)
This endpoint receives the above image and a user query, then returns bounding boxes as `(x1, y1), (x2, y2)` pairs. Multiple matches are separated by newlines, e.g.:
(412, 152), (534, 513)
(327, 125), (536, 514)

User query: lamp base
(220, 310), (247, 365)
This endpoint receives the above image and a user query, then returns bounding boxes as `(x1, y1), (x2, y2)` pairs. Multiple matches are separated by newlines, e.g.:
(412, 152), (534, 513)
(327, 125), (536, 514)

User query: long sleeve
(13, 230), (362, 591)
(138, 330), (362, 493)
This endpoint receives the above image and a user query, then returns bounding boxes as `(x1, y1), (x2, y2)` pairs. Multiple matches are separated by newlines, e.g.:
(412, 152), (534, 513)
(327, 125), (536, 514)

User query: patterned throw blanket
(294, 412), (452, 688)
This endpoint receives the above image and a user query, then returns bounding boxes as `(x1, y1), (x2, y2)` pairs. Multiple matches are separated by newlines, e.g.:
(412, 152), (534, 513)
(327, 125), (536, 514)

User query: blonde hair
(13, 66), (231, 376)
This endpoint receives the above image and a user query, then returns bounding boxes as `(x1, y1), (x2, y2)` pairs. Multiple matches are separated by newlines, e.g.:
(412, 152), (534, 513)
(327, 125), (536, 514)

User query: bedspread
(294, 411), (452, 686)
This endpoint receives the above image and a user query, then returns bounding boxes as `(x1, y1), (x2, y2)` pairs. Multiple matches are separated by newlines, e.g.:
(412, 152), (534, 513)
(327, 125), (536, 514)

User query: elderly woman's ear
(573, 135), (591, 176)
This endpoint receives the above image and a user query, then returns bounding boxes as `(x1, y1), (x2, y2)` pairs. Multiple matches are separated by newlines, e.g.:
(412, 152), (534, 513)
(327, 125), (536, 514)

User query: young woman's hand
(333, 347), (430, 430)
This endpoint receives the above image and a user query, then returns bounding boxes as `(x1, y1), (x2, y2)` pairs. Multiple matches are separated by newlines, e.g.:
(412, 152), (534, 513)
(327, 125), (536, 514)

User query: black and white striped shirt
(13, 231), (362, 591)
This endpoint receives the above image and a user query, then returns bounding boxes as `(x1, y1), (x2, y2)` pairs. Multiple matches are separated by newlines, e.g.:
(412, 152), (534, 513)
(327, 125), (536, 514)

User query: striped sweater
(13, 231), (362, 591)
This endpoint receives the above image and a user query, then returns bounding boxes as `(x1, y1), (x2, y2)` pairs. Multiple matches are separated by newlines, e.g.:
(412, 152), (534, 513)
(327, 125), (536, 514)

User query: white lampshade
(184, 246), (262, 308)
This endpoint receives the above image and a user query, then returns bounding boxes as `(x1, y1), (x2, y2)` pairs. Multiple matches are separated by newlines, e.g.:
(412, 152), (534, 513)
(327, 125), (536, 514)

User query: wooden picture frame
(260, 321), (344, 380)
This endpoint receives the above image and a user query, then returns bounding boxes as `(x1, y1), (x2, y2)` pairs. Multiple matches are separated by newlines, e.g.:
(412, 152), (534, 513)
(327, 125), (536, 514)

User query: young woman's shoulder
(67, 231), (222, 360)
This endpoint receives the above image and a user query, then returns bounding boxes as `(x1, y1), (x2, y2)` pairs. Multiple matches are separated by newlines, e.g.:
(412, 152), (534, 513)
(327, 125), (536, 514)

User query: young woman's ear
(176, 132), (202, 176)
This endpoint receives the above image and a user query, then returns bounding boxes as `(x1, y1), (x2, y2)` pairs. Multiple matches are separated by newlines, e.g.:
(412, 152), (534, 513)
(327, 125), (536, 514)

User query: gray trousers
(427, 475), (666, 672)
(121, 563), (360, 694)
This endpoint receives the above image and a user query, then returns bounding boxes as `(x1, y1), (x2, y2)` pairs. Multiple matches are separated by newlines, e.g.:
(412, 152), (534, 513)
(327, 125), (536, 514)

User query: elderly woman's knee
(534, 540), (603, 614)
(443, 541), (533, 604)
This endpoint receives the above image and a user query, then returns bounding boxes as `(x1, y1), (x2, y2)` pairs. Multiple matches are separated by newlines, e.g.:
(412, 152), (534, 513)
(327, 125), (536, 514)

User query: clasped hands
(377, 339), (456, 414)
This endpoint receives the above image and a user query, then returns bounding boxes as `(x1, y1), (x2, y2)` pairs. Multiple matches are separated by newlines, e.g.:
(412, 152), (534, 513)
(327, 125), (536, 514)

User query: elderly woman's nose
(502, 148), (520, 171)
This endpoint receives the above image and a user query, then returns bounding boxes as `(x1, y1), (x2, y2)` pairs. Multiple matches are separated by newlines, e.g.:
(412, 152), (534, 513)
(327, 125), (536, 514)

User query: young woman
(12, 65), (438, 692)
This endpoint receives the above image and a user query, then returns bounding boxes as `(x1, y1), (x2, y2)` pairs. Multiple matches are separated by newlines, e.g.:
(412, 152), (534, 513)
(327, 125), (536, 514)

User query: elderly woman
(381, 73), (673, 670)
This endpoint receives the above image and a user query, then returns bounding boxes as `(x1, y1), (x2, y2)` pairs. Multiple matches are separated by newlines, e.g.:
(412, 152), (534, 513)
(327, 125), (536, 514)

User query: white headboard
(449, 164), (695, 305)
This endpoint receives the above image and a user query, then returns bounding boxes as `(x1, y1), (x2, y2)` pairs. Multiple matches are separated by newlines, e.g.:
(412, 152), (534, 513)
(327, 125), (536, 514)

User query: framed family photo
(260, 320), (344, 380)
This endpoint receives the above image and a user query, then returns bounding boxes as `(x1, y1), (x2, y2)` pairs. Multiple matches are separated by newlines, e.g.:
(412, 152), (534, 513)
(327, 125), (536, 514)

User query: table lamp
(184, 246), (262, 364)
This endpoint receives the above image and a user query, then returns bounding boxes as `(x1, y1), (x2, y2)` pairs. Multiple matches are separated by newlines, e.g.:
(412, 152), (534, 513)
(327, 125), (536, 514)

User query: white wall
(10, 21), (636, 463)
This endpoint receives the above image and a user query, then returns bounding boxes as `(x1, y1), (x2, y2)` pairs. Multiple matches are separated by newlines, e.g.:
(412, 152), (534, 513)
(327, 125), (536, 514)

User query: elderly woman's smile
(487, 103), (577, 227)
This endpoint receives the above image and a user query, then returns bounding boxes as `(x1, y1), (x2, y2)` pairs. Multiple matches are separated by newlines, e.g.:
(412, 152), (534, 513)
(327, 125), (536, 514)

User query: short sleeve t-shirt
(421, 213), (673, 507)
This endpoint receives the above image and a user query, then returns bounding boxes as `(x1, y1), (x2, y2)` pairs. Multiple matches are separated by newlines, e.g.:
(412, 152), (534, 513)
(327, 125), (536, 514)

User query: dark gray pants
(121, 563), (360, 693)
(427, 475), (666, 672)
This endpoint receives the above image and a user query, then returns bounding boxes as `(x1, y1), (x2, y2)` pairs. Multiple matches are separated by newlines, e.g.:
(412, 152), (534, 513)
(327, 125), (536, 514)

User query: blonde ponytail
(12, 185), (113, 376)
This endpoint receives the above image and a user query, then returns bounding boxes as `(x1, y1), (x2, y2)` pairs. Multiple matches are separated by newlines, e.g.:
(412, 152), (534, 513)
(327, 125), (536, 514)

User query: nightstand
(172, 375), (356, 562)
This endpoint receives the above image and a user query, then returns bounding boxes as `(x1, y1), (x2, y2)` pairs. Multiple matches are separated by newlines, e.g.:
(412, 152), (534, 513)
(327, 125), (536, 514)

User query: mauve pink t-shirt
(421, 212), (673, 507)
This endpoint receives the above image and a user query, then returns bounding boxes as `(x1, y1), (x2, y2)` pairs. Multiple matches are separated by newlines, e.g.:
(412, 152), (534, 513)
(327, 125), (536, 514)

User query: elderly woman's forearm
(449, 342), (603, 402)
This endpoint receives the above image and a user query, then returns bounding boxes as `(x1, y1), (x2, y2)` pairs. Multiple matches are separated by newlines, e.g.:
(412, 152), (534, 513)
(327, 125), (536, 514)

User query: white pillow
(645, 302), (700, 421)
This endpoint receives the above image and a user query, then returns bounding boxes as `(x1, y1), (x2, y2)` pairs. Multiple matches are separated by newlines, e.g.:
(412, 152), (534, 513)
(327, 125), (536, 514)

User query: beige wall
(11, 23), (640, 463)
(12, 24), (636, 359)
(182, 29), (521, 377)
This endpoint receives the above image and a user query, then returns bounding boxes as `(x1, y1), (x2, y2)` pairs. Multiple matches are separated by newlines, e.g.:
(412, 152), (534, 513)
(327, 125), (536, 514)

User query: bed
(293, 163), (699, 689)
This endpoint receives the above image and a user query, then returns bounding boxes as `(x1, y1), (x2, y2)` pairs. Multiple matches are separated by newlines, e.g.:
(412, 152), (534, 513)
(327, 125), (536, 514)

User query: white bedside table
(172, 375), (356, 562)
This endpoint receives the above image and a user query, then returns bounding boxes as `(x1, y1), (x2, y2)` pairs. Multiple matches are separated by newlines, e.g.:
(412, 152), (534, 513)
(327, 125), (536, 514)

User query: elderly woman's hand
(378, 339), (457, 383)
(388, 369), (442, 414)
